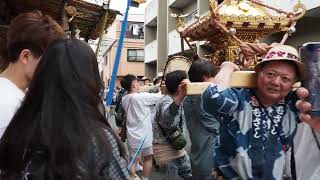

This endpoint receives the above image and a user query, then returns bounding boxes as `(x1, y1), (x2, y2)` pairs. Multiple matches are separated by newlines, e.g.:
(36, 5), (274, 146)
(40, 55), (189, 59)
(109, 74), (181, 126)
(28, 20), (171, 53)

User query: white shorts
(128, 146), (153, 158)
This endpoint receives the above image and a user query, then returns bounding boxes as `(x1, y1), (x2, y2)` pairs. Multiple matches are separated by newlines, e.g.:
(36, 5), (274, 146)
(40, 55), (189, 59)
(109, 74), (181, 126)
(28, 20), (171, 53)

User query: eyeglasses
(260, 71), (295, 84)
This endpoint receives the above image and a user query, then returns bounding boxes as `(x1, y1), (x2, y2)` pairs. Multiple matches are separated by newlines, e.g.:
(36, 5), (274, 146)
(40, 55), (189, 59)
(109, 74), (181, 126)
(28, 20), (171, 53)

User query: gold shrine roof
(219, 0), (270, 17)
(182, 0), (292, 41)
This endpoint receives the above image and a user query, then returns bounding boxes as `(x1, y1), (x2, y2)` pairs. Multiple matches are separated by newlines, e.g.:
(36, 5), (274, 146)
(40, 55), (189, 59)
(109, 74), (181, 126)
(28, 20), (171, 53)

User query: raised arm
(202, 62), (243, 116)
(140, 92), (163, 106)
(213, 61), (240, 88)
(158, 80), (188, 129)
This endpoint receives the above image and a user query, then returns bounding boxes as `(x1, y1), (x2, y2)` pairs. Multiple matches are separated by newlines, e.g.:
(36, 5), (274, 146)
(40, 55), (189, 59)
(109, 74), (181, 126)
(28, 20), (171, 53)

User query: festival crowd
(0, 11), (319, 180)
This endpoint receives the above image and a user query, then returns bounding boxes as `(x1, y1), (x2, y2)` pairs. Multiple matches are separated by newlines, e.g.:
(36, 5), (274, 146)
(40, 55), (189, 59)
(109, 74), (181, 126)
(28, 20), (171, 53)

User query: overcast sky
(111, 0), (150, 14)
(84, 0), (149, 14)
(83, 0), (319, 15)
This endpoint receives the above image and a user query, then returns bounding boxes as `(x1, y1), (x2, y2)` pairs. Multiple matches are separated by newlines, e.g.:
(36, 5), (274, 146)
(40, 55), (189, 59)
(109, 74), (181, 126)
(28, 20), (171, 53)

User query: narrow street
(107, 111), (164, 180)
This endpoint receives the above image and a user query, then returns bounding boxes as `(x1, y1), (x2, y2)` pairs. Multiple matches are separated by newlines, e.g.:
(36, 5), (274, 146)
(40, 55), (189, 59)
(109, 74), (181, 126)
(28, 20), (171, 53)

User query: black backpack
(114, 89), (127, 128)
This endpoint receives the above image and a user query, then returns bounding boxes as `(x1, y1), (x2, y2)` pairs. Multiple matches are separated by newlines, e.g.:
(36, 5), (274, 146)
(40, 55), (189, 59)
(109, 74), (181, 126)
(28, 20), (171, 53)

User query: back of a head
(0, 63), (7, 73)
(153, 77), (162, 85)
(188, 60), (216, 82)
(165, 70), (188, 94)
(34, 38), (103, 107)
(6, 10), (64, 63)
(0, 38), (7, 73)
(0, 39), (109, 178)
(121, 74), (137, 91)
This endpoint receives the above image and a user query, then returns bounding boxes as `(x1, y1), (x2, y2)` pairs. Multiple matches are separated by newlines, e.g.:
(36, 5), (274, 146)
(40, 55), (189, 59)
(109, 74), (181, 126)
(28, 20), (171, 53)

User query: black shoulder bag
(156, 110), (187, 150)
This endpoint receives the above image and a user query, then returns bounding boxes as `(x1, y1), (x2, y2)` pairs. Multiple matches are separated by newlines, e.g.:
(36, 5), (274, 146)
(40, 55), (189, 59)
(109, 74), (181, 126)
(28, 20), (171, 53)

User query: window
(127, 49), (144, 62)
(125, 22), (144, 39)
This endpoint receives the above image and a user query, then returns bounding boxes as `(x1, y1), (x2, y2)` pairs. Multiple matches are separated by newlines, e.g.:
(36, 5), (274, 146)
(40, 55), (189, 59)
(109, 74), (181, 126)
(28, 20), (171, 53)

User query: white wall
(145, 26), (157, 44)
(168, 30), (181, 55)
(168, 0), (176, 6)
(145, 0), (158, 25)
(167, 1), (197, 56)
(114, 14), (145, 22)
(168, 30), (192, 55)
(145, 40), (158, 63)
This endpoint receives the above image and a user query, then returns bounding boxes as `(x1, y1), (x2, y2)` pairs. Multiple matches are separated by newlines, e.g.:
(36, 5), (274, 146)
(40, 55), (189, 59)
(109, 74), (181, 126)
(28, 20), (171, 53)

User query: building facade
(262, 5), (320, 48)
(144, 0), (320, 78)
(102, 14), (145, 89)
(145, 0), (211, 79)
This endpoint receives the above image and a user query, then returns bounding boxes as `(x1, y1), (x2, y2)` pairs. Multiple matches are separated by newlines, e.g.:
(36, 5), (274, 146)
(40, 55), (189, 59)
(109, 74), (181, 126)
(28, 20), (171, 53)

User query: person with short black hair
(187, 60), (216, 82)
(122, 74), (138, 90)
(183, 60), (218, 179)
(153, 77), (162, 86)
(0, 11), (64, 138)
(121, 74), (162, 180)
(164, 71), (187, 94)
(153, 70), (192, 179)
(149, 76), (162, 94)
(141, 76), (151, 86)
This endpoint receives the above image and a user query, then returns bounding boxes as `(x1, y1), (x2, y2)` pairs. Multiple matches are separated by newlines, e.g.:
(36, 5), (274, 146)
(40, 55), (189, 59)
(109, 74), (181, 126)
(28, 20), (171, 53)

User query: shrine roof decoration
(180, 0), (306, 67)
(182, 0), (305, 42)
(1, 0), (120, 40)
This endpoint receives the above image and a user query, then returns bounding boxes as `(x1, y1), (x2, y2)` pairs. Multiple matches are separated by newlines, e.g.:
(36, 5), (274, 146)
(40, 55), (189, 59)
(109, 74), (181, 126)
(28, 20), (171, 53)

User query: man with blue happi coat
(202, 45), (319, 180)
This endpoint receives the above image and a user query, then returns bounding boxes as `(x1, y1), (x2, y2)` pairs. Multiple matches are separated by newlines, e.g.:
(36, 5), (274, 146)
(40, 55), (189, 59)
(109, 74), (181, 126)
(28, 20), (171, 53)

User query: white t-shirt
(0, 77), (25, 138)
(294, 123), (320, 180)
(122, 92), (162, 149)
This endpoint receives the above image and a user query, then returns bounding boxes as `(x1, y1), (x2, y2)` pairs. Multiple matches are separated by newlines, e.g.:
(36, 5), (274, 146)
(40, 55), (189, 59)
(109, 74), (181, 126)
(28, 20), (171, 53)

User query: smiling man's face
(256, 61), (296, 105)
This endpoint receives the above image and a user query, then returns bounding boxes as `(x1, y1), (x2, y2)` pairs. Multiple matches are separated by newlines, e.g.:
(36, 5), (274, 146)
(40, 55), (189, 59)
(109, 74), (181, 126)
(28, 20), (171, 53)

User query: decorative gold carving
(227, 45), (241, 63)
(170, 13), (188, 32)
(293, 2), (306, 21)
(209, 0), (218, 12)
(218, 0), (270, 18)
(176, 17), (186, 32)
(65, 6), (77, 17)
(182, 0), (306, 69)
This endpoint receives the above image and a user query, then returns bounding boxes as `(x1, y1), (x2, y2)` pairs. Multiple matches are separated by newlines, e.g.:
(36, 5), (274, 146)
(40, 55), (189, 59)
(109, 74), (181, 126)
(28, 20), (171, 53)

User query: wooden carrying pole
(186, 71), (255, 95)
(154, 71), (255, 94)
(140, 72), (301, 94)
(186, 71), (301, 95)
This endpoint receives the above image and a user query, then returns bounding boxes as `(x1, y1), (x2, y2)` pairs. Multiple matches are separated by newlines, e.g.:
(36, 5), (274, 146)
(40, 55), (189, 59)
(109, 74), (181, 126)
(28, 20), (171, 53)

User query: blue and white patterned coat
(202, 83), (299, 180)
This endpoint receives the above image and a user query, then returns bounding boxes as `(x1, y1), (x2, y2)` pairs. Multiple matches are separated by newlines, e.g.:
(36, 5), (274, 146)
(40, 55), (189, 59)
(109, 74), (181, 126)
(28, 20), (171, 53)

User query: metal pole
(106, 0), (132, 106)
(95, 0), (111, 57)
